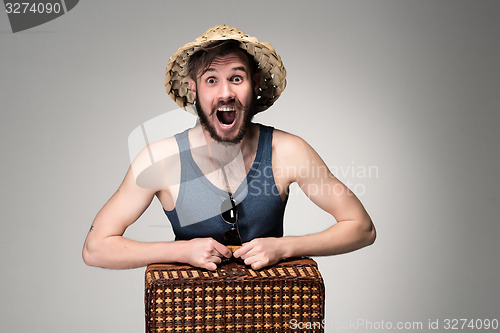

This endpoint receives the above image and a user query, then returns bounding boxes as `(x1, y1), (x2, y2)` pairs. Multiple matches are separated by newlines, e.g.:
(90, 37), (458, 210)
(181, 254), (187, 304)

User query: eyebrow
(202, 66), (247, 75)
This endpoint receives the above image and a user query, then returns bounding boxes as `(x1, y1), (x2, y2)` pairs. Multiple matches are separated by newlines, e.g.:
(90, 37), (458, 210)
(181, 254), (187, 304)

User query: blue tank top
(163, 124), (287, 243)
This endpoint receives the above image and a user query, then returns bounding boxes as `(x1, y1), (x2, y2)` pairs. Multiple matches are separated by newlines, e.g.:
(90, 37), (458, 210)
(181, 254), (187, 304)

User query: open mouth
(216, 107), (237, 126)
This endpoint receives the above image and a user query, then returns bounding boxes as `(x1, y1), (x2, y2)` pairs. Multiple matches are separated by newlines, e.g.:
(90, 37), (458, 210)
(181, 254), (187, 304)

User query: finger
(239, 247), (258, 260)
(247, 256), (267, 270)
(202, 261), (217, 271)
(251, 261), (264, 270)
(233, 242), (251, 258)
(210, 255), (222, 265)
(251, 257), (272, 270)
(210, 248), (222, 257)
(243, 254), (258, 266)
(212, 241), (232, 258)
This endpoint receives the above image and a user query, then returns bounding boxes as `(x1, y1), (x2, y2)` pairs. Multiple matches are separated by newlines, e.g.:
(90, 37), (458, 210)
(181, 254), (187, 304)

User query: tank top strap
(258, 124), (274, 165)
(173, 128), (191, 154)
(245, 124), (274, 182)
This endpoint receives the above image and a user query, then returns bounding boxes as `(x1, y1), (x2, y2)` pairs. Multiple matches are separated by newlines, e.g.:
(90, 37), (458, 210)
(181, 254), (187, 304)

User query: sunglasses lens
(221, 198), (238, 223)
(221, 197), (241, 245)
(224, 227), (242, 245)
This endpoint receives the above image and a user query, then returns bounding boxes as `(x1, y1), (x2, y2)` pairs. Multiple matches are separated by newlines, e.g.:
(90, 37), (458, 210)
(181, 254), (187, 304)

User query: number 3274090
(5, 2), (62, 14)
(443, 318), (498, 330)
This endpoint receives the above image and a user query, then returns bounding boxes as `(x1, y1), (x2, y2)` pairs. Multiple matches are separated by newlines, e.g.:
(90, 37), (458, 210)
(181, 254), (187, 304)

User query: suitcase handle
(219, 245), (246, 275)
(226, 245), (241, 254)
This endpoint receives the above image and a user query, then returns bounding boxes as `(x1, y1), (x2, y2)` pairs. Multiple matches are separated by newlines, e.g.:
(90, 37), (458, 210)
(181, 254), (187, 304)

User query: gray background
(1, 0), (499, 332)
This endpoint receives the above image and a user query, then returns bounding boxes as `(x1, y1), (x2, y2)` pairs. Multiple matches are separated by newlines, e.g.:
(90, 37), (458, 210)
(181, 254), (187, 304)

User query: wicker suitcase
(145, 257), (325, 332)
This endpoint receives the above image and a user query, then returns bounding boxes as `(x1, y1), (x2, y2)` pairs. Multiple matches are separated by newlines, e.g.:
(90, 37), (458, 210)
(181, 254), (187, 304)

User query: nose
(218, 80), (235, 101)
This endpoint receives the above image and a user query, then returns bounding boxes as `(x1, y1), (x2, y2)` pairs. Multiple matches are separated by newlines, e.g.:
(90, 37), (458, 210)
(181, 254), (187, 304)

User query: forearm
(281, 218), (376, 258)
(83, 236), (189, 269)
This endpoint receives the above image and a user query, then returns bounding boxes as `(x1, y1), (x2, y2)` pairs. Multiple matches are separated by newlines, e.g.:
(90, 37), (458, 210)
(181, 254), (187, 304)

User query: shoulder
(129, 135), (180, 190)
(269, 127), (324, 184)
(130, 135), (179, 173)
(271, 128), (316, 161)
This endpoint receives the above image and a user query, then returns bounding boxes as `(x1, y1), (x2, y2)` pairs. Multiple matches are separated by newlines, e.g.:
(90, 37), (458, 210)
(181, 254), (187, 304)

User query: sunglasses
(220, 195), (242, 246)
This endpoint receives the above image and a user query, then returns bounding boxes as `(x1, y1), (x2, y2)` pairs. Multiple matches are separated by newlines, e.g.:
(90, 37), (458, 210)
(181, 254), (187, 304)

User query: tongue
(218, 111), (236, 125)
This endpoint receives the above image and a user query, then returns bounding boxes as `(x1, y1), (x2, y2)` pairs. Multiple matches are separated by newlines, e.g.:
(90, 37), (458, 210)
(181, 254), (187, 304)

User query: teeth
(218, 107), (235, 112)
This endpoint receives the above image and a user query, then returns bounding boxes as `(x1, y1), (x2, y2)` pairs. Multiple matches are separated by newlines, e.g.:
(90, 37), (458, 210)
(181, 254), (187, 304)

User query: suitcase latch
(220, 267), (247, 276)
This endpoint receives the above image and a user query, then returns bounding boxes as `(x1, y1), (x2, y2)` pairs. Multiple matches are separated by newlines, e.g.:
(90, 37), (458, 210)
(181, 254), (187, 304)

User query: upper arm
(85, 137), (179, 245)
(86, 166), (157, 243)
(273, 130), (371, 225)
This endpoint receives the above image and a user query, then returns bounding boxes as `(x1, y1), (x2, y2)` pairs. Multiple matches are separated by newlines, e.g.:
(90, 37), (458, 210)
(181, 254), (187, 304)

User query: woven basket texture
(145, 258), (324, 333)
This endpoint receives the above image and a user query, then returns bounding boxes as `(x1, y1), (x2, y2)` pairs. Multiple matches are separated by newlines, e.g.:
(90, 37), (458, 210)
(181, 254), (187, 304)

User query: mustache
(209, 98), (248, 116)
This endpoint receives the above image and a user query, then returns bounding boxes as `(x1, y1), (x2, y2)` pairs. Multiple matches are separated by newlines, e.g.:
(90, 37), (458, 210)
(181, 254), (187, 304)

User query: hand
(233, 237), (286, 270)
(182, 238), (232, 271)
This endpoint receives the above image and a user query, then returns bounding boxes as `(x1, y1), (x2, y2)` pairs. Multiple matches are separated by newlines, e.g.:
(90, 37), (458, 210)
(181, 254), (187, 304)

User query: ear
(189, 78), (197, 98)
(252, 72), (261, 94)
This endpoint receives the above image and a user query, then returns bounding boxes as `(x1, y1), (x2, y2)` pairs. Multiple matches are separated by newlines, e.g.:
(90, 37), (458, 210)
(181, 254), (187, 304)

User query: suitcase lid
(145, 257), (322, 285)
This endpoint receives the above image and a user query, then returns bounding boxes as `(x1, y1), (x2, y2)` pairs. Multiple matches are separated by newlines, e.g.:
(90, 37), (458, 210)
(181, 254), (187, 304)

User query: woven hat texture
(165, 24), (287, 115)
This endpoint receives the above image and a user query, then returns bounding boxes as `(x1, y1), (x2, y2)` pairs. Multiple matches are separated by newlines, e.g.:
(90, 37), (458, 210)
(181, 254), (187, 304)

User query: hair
(187, 39), (259, 81)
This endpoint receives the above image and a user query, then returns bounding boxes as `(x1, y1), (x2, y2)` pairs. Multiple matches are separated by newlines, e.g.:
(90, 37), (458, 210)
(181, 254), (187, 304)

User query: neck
(200, 122), (259, 160)
(188, 123), (259, 192)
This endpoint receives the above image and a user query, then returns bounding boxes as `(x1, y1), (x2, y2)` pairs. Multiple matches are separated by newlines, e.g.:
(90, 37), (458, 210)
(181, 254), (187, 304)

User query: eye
(206, 77), (216, 84)
(231, 75), (243, 83)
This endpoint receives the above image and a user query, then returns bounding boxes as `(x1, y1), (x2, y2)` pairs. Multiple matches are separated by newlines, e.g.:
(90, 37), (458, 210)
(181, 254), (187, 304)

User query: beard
(196, 93), (257, 144)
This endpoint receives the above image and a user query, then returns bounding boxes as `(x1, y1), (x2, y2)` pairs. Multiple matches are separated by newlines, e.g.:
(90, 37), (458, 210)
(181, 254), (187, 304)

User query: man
(83, 25), (375, 271)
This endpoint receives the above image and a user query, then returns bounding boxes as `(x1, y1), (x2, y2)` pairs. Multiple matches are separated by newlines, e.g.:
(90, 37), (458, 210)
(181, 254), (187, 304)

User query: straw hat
(165, 25), (287, 115)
